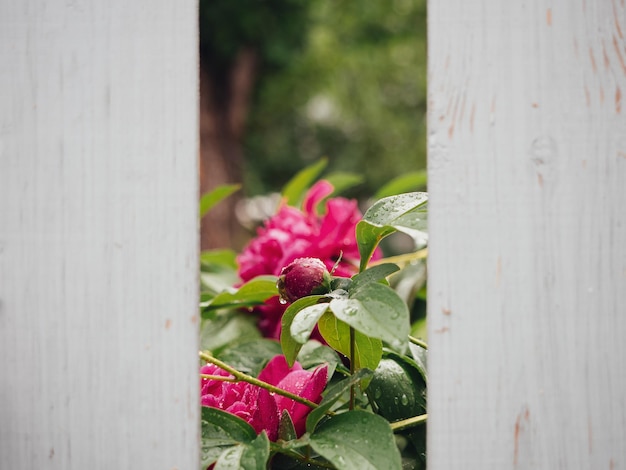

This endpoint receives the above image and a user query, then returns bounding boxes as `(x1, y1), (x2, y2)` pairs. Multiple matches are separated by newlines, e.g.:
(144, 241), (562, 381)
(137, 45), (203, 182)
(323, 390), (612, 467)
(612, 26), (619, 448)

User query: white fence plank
(0, 2), (198, 468)
(428, 1), (626, 468)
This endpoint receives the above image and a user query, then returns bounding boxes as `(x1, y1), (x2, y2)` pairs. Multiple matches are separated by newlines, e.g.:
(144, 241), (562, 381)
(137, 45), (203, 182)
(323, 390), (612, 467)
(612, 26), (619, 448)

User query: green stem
(349, 326), (356, 410)
(199, 373), (238, 382)
(199, 351), (319, 410)
(408, 335), (429, 350)
(389, 413), (428, 432)
(370, 248), (428, 268)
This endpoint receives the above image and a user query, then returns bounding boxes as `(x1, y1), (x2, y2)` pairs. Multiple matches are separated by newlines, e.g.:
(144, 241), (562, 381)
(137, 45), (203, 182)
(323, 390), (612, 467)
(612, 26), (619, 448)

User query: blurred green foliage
(200, 0), (427, 198)
(199, 0), (309, 69)
(245, 0), (427, 197)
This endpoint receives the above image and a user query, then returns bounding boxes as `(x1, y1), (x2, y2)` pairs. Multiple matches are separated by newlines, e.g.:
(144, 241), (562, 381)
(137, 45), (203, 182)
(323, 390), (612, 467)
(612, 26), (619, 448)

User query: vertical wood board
(0, 1), (199, 468)
(428, 1), (626, 468)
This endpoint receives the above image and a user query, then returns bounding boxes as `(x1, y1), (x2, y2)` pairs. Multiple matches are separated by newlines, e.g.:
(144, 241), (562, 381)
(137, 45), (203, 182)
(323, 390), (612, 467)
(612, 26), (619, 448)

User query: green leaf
(240, 432), (270, 470)
(330, 277), (352, 292)
(271, 433), (311, 453)
(277, 409), (298, 442)
(201, 407), (257, 468)
(374, 170), (428, 199)
(290, 303), (330, 343)
(330, 282), (409, 353)
(355, 222), (396, 272)
(199, 184), (241, 219)
(280, 296), (326, 366)
(296, 340), (342, 378)
(309, 410), (402, 470)
(405, 424), (427, 470)
(368, 352), (427, 423)
(416, 283), (427, 300)
(391, 260), (427, 306)
(202, 407), (257, 444)
(200, 271), (241, 297)
(214, 446), (245, 469)
(305, 369), (374, 433)
(389, 210), (429, 243)
(200, 249), (238, 270)
(281, 158), (327, 207)
(317, 311), (383, 371)
(408, 341), (428, 383)
(214, 432), (270, 470)
(199, 313), (260, 354)
(350, 263), (400, 291)
(216, 339), (282, 376)
(205, 276), (278, 311)
(357, 192), (428, 270)
(201, 408), (270, 470)
(410, 315), (428, 345)
(324, 171), (364, 195)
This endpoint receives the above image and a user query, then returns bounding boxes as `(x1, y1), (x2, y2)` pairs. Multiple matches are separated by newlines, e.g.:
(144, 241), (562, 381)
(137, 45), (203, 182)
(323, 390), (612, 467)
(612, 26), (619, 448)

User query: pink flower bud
(277, 257), (330, 303)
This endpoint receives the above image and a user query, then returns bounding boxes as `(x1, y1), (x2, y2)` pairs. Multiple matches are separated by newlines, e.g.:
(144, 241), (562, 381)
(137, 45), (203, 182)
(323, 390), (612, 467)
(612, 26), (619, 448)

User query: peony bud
(277, 257), (331, 303)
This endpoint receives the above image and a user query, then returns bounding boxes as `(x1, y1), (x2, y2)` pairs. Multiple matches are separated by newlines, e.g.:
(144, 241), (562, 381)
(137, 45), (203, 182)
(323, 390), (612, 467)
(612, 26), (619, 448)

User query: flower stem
(199, 351), (319, 410)
(370, 248), (428, 268)
(199, 373), (238, 382)
(389, 413), (428, 432)
(349, 326), (356, 410)
(408, 335), (429, 350)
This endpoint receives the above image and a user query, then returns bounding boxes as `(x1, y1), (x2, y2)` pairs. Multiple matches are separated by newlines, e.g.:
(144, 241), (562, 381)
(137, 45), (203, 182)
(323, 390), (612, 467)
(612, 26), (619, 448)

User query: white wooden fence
(0, 1), (199, 468)
(428, 1), (626, 468)
(1, 0), (625, 469)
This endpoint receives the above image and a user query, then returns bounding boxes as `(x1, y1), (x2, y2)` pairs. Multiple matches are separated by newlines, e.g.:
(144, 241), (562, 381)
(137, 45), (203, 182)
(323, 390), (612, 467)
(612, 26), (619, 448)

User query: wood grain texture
(0, 2), (199, 468)
(428, 1), (626, 468)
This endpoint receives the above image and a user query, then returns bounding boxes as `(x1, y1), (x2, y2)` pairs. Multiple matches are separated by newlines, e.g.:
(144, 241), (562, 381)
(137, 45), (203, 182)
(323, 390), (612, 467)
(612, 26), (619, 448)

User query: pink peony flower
(200, 355), (328, 441)
(237, 180), (379, 338)
(258, 355), (328, 437)
(200, 363), (279, 439)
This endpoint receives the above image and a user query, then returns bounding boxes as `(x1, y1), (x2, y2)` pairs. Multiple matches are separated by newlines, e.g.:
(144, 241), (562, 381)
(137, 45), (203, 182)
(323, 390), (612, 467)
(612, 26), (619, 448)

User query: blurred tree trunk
(199, 47), (257, 250)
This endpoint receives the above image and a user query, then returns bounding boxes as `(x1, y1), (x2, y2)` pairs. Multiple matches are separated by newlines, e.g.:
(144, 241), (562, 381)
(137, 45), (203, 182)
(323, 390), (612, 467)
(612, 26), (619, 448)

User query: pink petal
(251, 388), (279, 441)
(303, 180), (334, 217)
(274, 364), (328, 436)
(297, 364), (328, 403)
(201, 394), (219, 408)
(258, 355), (302, 386)
(317, 199), (361, 254)
(266, 206), (314, 235)
(256, 296), (286, 340)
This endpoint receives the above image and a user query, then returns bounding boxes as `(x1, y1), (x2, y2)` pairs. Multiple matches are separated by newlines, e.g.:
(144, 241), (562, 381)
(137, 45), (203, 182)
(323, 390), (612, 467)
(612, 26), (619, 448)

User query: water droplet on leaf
(344, 305), (358, 316)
